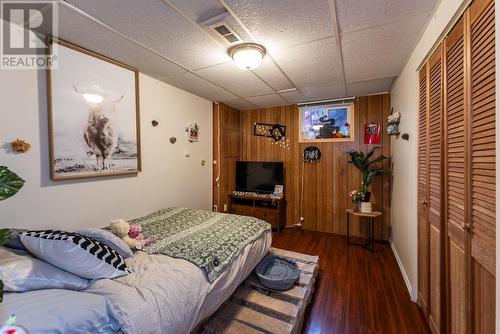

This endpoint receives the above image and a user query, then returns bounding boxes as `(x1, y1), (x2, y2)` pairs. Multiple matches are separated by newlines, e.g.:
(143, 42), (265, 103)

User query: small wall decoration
(253, 122), (289, 149)
(364, 123), (380, 144)
(387, 108), (401, 136)
(151, 120), (159, 127)
(187, 123), (199, 142)
(303, 146), (321, 163)
(253, 122), (286, 141)
(10, 139), (31, 153)
(47, 40), (141, 180)
(169, 137), (177, 144)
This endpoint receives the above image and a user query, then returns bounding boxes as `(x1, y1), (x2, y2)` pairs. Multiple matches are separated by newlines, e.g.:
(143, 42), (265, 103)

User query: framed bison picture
(47, 39), (141, 180)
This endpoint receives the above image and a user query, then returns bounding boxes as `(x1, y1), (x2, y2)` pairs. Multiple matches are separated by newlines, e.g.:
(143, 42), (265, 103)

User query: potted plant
(347, 147), (387, 203)
(0, 166), (25, 303)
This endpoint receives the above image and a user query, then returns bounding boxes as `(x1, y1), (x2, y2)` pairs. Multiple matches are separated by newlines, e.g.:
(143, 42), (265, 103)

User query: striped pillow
(20, 230), (130, 279)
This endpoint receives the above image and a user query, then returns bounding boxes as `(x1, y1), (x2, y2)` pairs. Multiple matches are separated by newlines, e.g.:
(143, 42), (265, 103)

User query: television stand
(229, 192), (285, 232)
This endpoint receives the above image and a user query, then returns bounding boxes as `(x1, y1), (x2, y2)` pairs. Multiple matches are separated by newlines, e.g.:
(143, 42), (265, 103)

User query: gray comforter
(1, 229), (272, 334)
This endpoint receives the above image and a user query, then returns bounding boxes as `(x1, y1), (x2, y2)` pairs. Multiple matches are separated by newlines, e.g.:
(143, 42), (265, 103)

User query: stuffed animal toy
(128, 224), (155, 250)
(110, 219), (136, 249)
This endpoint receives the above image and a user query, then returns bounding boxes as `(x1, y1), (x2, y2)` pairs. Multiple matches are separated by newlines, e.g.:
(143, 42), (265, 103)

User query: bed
(0, 208), (272, 334)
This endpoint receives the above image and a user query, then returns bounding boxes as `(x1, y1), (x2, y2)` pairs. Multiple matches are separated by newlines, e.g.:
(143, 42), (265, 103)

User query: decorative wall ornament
(151, 120), (159, 127)
(47, 39), (141, 180)
(10, 139), (31, 153)
(303, 146), (321, 163)
(364, 123), (380, 144)
(387, 108), (401, 136)
(186, 123), (199, 142)
(169, 137), (177, 144)
(253, 122), (289, 149)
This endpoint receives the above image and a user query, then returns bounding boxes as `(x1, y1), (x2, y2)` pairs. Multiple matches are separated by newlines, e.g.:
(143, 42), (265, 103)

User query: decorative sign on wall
(253, 122), (289, 149)
(253, 122), (286, 141)
(303, 146), (321, 163)
(364, 123), (380, 144)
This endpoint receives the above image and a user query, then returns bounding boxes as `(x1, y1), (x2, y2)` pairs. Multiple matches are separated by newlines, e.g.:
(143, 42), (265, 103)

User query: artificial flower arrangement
(348, 189), (365, 211)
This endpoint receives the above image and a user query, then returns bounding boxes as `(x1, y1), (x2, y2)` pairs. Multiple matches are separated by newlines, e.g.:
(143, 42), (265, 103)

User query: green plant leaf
(366, 154), (388, 168)
(0, 166), (25, 201)
(0, 229), (11, 246)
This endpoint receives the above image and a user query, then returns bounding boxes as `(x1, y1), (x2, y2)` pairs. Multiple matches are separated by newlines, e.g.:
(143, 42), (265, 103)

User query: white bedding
(1, 229), (271, 334)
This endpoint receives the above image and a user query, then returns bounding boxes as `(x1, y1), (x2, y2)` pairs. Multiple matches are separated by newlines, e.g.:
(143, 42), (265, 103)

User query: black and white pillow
(20, 230), (130, 279)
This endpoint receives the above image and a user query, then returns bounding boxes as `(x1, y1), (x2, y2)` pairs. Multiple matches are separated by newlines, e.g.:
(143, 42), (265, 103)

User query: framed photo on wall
(47, 39), (141, 180)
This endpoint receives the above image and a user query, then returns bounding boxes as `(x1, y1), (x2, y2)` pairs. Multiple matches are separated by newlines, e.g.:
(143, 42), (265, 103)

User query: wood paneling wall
(213, 103), (241, 212)
(214, 94), (391, 240)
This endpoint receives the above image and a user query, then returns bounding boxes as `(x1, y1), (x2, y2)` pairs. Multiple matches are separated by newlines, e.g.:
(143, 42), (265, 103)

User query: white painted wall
(390, 0), (469, 301)
(0, 70), (213, 230)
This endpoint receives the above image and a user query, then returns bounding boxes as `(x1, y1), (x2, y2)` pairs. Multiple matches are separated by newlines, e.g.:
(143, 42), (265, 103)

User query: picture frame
(46, 39), (141, 180)
(187, 123), (199, 142)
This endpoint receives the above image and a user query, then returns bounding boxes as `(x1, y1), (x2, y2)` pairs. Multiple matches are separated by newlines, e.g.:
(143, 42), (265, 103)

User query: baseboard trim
(390, 240), (417, 302)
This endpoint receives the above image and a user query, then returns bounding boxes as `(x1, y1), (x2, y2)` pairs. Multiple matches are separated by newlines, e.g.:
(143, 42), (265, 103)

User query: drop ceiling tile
(346, 77), (396, 97)
(160, 72), (238, 102)
(67, 0), (229, 69)
(280, 90), (304, 104)
(252, 57), (294, 92)
(39, 4), (185, 78)
(335, 0), (437, 34)
(225, 0), (334, 51)
(167, 0), (226, 23)
(302, 84), (347, 101)
(272, 37), (344, 92)
(342, 14), (430, 82)
(245, 94), (287, 108)
(196, 62), (274, 97)
(222, 98), (256, 110)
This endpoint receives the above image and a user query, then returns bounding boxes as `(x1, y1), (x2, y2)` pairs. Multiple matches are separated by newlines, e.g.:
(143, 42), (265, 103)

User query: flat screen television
(236, 161), (284, 194)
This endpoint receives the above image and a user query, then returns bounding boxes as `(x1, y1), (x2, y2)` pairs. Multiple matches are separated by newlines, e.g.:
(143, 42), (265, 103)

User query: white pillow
(0, 247), (89, 292)
(20, 230), (130, 279)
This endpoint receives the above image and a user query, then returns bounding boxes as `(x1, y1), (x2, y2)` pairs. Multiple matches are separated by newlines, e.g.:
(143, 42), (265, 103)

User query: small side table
(346, 209), (382, 252)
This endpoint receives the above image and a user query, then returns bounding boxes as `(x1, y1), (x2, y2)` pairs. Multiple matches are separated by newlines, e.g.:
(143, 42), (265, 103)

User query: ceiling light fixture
(228, 43), (266, 70)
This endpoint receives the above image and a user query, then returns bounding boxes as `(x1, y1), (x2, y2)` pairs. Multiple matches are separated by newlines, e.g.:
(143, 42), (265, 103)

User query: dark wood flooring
(271, 229), (429, 334)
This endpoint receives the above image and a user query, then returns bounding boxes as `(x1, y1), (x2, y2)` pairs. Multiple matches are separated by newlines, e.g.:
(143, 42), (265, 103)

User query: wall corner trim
(390, 240), (417, 302)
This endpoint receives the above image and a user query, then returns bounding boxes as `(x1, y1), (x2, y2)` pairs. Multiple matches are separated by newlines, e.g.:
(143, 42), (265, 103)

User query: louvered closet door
(418, 65), (430, 316)
(470, 0), (496, 332)
(428, 44), (444, 334)
(444, 17), (468, 334)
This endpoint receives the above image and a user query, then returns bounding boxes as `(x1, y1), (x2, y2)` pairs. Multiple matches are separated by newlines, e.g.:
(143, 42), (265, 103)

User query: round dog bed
(255, 255), (299, 291)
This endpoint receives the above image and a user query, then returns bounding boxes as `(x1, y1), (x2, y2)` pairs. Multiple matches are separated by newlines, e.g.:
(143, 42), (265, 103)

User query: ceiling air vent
(209, 22), (241, 45)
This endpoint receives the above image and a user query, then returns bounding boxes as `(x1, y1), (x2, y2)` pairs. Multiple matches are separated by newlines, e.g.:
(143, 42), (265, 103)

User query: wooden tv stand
(229, 193), (286, 232)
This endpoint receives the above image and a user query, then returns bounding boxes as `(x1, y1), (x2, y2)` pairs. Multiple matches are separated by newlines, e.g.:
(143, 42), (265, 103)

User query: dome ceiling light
(228, 43), (266, 70)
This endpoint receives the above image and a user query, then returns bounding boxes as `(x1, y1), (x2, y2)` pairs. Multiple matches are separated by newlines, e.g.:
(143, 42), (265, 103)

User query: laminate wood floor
(272, 229), (429, 334)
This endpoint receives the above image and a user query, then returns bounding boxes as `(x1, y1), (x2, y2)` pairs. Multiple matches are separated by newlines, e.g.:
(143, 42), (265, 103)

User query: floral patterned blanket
(129, 207), (271, 283)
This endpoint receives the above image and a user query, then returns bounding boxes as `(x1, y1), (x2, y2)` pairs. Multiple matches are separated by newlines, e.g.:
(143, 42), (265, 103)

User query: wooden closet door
(428, 44), (445, 334)
(469, 0), (496, 332)
(444, 16), (469, 334)
(418, 65), (430, 316)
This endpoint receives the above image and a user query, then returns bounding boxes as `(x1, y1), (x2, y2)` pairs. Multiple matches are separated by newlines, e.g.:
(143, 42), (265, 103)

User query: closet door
(418, 65), (430, 316)
(428, 44), (445, 334)
(444, 17), (468, 334)
(470, 0), (496, 331)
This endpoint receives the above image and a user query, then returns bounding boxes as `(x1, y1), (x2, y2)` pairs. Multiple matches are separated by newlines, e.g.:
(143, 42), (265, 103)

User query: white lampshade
(228, 43), (266, 70)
